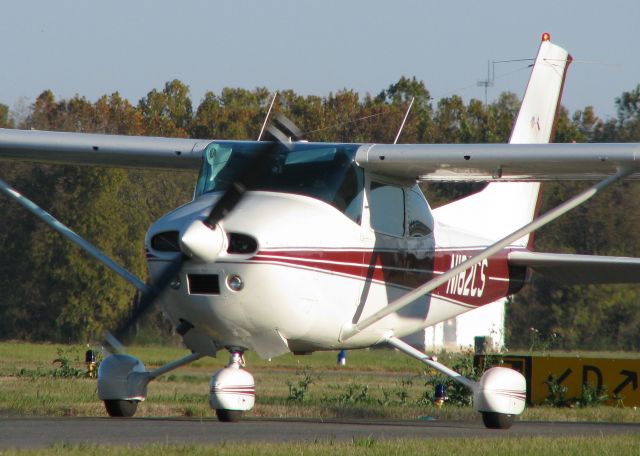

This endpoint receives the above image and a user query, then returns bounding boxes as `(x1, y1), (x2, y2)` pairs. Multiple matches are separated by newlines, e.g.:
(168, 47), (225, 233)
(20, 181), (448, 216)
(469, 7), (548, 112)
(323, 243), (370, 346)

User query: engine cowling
(209, 366), (255, 411)
(97, 354), (149, 401)
(473, 366), (526, 415)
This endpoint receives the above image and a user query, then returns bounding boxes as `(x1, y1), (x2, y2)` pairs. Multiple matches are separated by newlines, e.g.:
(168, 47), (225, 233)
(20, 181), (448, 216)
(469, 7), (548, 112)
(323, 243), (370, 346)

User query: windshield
(195, 141), (364, 223)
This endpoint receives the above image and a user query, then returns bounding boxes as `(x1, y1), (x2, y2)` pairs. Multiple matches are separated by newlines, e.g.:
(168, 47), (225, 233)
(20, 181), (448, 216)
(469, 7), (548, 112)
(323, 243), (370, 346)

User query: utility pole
(477, 61), (494, 106)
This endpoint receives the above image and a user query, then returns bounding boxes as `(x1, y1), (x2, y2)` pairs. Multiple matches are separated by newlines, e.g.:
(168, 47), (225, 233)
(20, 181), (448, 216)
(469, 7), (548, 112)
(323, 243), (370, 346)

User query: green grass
(3, 342), (640, 454)
(3, 436), (640, 456)
(0, 342), (424, 373)
(1, 342), (640, 423)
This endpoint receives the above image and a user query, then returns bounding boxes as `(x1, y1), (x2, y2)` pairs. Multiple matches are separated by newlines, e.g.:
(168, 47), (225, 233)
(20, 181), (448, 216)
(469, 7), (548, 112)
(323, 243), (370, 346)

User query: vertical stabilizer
(433, 34), (572, 247)
(510, 33), (573, 144)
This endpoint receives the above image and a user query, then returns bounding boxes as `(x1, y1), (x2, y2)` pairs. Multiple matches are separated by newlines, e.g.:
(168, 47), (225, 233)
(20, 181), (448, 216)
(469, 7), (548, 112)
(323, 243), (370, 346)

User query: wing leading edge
(0, 128), (210, 170)
(509, 250), (640, 284)
(355, 142), (640, 183)
(3, 128), (639, 179)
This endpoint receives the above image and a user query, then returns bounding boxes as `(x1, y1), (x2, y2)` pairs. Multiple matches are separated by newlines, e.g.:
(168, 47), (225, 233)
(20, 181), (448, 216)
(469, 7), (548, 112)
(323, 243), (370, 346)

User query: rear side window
(369, 182), (405, 237)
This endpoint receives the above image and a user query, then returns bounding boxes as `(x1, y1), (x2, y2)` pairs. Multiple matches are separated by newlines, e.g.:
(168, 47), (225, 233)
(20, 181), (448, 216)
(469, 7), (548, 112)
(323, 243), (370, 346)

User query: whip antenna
(393, 96), (414, 144)
(257, 91), (278, 141)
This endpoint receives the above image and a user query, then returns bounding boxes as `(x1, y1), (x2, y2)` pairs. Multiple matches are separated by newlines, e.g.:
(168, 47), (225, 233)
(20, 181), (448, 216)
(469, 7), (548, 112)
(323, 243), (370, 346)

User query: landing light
(227, 275), (244, 292)
(169, 276), (181, 290)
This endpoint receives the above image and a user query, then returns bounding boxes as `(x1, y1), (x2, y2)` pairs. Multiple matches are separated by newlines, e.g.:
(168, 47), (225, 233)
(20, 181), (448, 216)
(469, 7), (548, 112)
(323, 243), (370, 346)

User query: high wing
(0, 128), (208, 170)
(2, 129), (639, 180)
(354, 142), (640, 182)
(509, 251), (640, 284)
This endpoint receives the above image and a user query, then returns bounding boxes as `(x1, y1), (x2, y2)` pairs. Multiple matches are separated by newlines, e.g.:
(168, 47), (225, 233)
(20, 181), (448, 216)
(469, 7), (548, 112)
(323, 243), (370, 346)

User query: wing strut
(0, 177), (150, 294)
(386, 335), (477, 391)
(339, 167), (633, 342)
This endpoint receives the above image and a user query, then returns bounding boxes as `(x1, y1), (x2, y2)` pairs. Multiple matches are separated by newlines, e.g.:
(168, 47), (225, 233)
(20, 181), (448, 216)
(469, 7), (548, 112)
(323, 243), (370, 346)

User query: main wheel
(215, 409), (243, 423)
(104, 400), (138, 418)
(481, 412), (514, 429)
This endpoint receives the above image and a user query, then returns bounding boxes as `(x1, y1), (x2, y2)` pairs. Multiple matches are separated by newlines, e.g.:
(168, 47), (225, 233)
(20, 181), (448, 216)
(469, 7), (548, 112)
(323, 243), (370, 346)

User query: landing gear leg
(98, 351), (203, 418)
(385, 335), (525, 429)
(210, 349), (255, 423)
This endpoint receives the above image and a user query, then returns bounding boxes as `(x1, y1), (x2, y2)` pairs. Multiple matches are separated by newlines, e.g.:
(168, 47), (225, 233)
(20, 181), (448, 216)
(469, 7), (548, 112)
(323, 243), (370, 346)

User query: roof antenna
(393, 96), (415, 144)
(257, 91), (278, 141)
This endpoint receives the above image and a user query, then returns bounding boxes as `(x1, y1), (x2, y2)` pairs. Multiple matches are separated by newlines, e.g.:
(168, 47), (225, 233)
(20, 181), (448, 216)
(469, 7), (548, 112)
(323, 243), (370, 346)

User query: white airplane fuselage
(143, 34), (570, 361)
(145, 144), (521, 359)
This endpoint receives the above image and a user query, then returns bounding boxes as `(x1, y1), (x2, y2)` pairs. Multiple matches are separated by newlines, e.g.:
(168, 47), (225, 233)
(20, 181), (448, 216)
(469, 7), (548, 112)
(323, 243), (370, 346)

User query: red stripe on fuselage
(248, 248), (512, 307)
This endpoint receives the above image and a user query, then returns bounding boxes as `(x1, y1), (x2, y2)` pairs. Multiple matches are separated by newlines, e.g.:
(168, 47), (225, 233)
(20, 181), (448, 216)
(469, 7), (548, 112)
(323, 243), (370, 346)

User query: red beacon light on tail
(541, 32), (551, 42)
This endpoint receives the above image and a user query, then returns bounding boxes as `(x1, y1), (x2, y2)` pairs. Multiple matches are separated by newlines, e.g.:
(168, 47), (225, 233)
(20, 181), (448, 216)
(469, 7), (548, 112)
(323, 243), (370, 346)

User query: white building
(403, 298), (507, 352)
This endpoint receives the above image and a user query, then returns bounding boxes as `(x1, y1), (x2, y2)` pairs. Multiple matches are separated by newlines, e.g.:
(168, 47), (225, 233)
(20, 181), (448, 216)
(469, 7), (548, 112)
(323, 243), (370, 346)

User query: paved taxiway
(2, 417), (640, 449)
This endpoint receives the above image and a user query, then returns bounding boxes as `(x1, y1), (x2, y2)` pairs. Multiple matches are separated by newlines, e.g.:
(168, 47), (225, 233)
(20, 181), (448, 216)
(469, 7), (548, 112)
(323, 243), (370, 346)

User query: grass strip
(1, 435), (640, 456)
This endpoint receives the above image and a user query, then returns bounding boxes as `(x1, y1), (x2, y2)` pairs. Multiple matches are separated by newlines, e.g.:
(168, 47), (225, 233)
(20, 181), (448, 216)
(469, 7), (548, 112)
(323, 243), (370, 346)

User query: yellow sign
(477, 355), (640, 407)
(530, 356), (640, 406)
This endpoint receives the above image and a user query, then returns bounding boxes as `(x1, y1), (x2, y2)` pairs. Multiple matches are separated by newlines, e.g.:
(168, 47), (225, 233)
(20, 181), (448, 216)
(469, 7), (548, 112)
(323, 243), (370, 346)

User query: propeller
(104, 114), (302, 350)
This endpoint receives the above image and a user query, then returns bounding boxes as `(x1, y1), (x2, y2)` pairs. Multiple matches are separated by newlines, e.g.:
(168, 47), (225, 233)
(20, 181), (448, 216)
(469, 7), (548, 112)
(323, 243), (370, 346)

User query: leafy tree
(94, 92), (146, 135)
(0, 103), (13, 128)
(507, 85), (640, 350)
(615, 84), (640, 141)
(0, 88), (192, 341)
(553, 106), (583, 143)
(487, 92), (520, 142)
(192, 87), (271, 140)
(3, 78), (640, 349)
(571, 106), (599, 142)
(139, 79), (193, 137)
(364, 77), (434, 144)
(25, 90), (59, 130)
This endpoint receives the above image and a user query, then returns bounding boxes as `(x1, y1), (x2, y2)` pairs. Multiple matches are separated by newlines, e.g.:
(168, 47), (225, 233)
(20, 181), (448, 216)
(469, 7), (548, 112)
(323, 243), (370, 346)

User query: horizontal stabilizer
(509, 250), (640, 284)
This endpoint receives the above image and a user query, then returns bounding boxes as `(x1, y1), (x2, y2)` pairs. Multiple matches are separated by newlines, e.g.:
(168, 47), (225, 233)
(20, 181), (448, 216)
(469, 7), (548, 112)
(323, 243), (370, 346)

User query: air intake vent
(227, 233), (258, 254)
(151, 231), (180, 252)
(187, 274), (220, 295)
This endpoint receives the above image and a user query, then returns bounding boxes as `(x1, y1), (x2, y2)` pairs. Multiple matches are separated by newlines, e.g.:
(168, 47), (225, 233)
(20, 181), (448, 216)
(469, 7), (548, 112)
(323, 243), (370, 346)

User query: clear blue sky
(2, 0), (638, 121)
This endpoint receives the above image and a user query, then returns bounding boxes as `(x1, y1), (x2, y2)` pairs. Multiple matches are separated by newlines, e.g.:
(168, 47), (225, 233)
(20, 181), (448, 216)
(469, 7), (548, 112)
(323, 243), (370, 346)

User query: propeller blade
(102, 330), (126, 355)
(203, 141), (279, 228)
(106, 253), (185, 346)
(205, 113), (302, 229)
(105, 113), (303, 347)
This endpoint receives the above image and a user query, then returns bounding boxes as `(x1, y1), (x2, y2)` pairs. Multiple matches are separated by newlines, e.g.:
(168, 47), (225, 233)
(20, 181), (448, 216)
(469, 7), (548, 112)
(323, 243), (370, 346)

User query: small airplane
(2, 34), (640, 429)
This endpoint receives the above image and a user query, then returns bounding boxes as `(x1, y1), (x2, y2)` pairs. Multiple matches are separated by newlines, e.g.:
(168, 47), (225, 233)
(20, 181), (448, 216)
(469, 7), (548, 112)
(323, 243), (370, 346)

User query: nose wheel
(215, 408), (243, 422)
(210, 350), (255, 422)
(104, 399), (139, 418)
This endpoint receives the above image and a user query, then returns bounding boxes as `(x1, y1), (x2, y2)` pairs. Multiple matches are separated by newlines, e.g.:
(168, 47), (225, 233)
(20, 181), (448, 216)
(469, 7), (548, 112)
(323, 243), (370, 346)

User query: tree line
(0, 78), (639, 349)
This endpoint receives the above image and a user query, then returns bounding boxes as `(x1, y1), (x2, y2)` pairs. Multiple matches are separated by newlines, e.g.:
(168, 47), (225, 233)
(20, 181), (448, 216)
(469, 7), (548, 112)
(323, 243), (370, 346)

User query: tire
(216, 409), (243, 423)
(104, 400), (138, 418)
(481, 412), (514, 429)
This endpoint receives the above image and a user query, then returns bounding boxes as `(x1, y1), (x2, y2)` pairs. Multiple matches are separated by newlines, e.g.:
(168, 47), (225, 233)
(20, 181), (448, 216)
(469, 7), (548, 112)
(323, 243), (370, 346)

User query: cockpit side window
(369, 182), (405, 237)
(334, 165), (364, 224)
